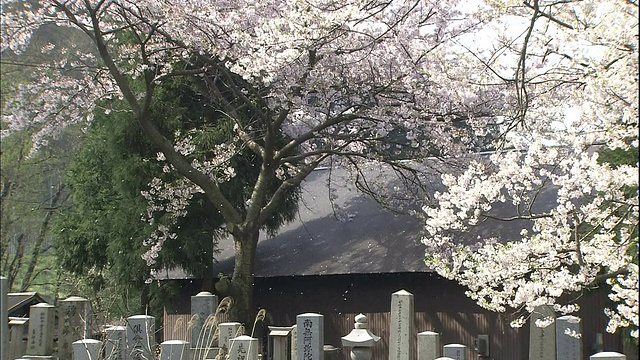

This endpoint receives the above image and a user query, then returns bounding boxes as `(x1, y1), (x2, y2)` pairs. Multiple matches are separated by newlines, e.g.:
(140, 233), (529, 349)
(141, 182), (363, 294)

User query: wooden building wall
(163, 272), (625, 360)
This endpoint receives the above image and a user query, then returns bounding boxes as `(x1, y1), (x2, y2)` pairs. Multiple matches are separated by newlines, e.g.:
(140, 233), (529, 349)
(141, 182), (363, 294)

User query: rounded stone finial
(354, 314), (367, 329)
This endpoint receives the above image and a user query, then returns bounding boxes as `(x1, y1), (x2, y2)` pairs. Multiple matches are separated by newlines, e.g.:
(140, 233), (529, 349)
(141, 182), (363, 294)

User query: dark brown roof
(8, 292), (48, 316)
(200, 162), (554, 278)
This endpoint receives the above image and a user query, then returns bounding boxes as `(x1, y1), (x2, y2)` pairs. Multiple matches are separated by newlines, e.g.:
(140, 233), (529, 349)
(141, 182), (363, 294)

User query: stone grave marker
(229, 335), (259, 360)
(105, 325), (126, 360)
(390, 289), (414, 360)
(59, 295), (93, 359)
(73, 339), (103, 360)
(1, 276), (7, 360)
(269, 326), (293, 360)
(160, 340), (191, 360)
(191, 292), (218, 348)
(291, 324), (298, 360)
(417, 331), (441, 360)
(529, 305), (556, 360)
(590, 352), (627, 360)
(127, 315), (156, 360)
(219, 322), (242, 352)
(556, 315), (582, 360)
(9, 318), (28, 360)
(25, 303), (55, 357)
(296, 313), (324, 360)
(443, 344), (466, 360)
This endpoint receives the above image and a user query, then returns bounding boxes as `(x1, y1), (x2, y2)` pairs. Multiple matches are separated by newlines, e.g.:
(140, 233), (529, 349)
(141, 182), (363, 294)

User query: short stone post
(104, 325), (126, 360)
(296, 313), (324, 360)
(229, 335), (259, 360)
(191, 292), (218, 349)
(529, 305), (556, 360)
(25, 303), (55, 357)
(1, 276), (8, 360)
(126, 315), (156, 360)
(442, 344), (466, 360)
(390, 290), (414, 360)
(59, 295), (93, 359)
(9, 318), (28, 360)
(556, 315), (582, 360)
(341, 314), (380, 360)
(269, 326), (293, 360)
(590, 352), (627, 360)
(160, 340), (191, 360)
(417, 331), (441, 360)
(73, 339), (103, 360)
(290, 325), (298, 360)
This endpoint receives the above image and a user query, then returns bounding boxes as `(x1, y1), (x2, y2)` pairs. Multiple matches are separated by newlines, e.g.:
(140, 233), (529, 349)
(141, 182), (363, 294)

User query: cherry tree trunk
(229, 229), (259, 329)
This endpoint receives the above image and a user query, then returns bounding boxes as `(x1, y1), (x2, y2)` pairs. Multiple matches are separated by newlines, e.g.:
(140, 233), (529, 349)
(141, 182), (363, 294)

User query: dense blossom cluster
(1, 0), (637, 335)
(423, 0), (638, 337)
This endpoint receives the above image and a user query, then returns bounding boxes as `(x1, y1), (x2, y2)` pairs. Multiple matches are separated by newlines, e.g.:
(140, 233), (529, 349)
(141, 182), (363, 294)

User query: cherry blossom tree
(2, 0), (498, 323)
(422, 0), (638, 338)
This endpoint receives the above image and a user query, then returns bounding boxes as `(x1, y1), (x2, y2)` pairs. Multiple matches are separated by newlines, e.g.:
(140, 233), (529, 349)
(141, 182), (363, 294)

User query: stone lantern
(341, 314), (380, 360)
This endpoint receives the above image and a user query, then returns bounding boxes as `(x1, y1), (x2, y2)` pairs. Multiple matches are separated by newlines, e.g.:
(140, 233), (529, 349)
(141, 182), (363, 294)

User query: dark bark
(228, 228), (260, 328)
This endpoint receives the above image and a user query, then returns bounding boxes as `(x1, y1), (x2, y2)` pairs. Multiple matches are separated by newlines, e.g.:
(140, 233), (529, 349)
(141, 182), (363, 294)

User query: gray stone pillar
(190, 291), (218, 349)
(390, 290), (414, 360)
(229, 335), (259, 360)
(556, 315), (582, 360)
(296, 313), (324, 360)
(1, 276), (8, 360)
(442, 344), (466, 360)
(290, 325), (298, 360)
(25, 303), (55, 356)
(529, 305), (556, 360)
(590, 352), (627, 360)
(219, 322), (242, 352)
(59, 295), (93, 359)
(9, 318), (28, 360)
(269, 326), (293, 360)
(341, 314), (380, 360)
(126, 315), (156, 360)
(160, 340), (191, 360)
(73, 339), (103, 360)
(417, 331), (441, 360)
(104, 325), (126, 360)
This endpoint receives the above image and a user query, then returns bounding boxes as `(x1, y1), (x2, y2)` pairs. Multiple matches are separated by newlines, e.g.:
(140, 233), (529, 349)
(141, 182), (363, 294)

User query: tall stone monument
(296, 313), (324, 360)
(105, 325), (126, 360)
(59, 295), (93, 359)
(1, 276), (8, 360)
(191, 291), (218, 349)
(126, 315), (156, 360)
(25, 303), (55, 357)
(556, 315), (582, 360)
(529, 305), (556, 360)
(390, 290), (415, 360)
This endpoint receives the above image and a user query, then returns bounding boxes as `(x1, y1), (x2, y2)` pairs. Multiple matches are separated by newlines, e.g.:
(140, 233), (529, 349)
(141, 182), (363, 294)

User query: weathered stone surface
(104, 325), (126, 360)
(529, 305), (556, 360)
(442, 344), (466, 360)
(72, 339), (102, 360)
(556, 315), (582, 360)
(296, 313), (324, 360)
(126, 315), (156, 360)
(25, 303), (55, 356)
(417, 331), (441, 360)
(389, 290), (414, 360)
(190, 292), (218, 348)
(160, 340), (191, 360)
(59, 296), (92, 360)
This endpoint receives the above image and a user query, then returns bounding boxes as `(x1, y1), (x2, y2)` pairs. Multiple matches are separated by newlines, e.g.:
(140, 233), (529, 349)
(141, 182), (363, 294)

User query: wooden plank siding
(162, 272), (627, 359)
